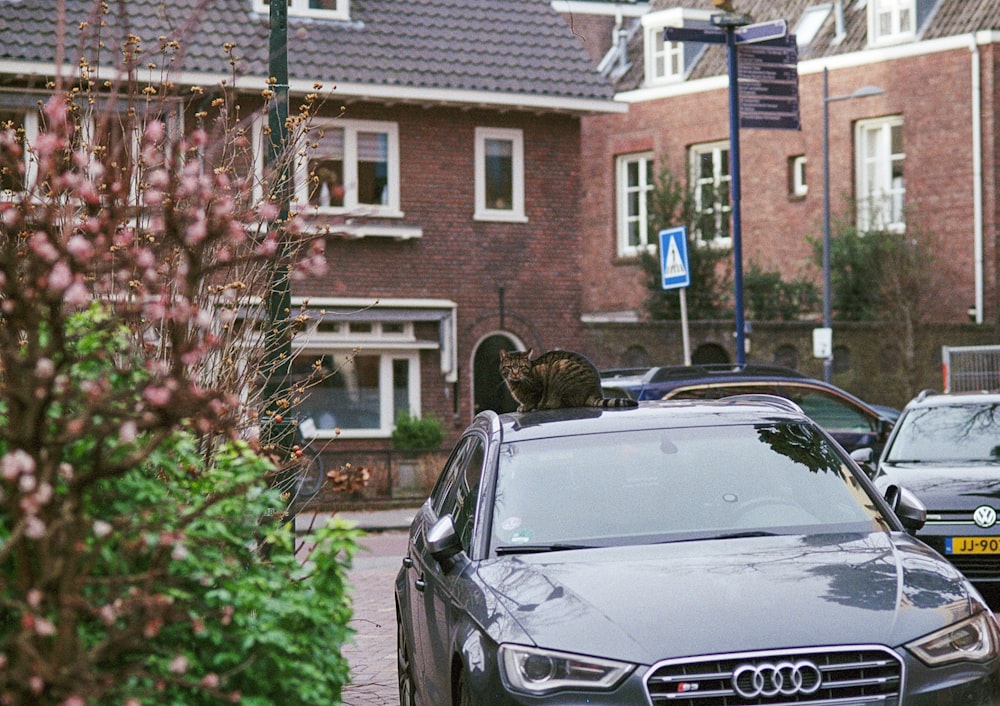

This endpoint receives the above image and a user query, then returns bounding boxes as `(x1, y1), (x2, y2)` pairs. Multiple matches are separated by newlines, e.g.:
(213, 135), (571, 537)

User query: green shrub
(391, 412), (445, 451)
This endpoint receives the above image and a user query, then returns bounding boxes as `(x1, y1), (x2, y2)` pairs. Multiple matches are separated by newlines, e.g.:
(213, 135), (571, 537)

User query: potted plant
(391, 412), (445, 495)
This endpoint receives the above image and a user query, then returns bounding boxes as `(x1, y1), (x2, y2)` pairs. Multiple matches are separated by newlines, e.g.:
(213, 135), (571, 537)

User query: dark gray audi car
(395, 398), (1000, 706)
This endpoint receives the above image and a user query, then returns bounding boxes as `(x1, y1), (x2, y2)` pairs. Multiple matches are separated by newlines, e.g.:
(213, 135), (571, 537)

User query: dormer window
(868, 0), (915, 46)
(253, 0), (349, 21)
(641, 8), (713, 87)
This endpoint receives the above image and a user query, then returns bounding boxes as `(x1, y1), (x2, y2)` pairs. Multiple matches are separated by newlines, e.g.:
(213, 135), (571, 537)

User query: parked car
(395, 398), (1000, 706)
(875, 389), (1000, 598)
(601, 364), (896, 455)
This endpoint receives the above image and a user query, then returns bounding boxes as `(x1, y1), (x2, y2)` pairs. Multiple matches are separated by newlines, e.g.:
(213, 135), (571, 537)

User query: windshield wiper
(495, 543), (595, 556)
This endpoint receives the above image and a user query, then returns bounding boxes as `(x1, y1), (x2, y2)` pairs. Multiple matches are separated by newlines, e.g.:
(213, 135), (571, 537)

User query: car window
(431, 436), (486, 553)
(886, 403), (1000, 462)
(491, 422), (888, 551)
(666, 383), (874, 433)
(430, 436), (475, 516)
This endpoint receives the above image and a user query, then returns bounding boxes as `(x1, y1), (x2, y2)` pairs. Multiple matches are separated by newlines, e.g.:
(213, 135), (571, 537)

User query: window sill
(473, 211), (529, 224)
(304, 221), (423, 240)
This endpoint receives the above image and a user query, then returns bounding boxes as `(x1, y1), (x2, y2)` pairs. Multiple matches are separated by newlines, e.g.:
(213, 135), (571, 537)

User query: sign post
(665, 13), (798, 366)
(659, 226), (692, 365)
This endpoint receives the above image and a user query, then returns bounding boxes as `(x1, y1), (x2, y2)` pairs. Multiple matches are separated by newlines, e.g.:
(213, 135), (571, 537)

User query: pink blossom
(29, 232), (59, 262)
(34, 358), (55, 380)
(47, 262), (73, 293)
(66, 235), (94, 261)
(62, 696), (86, 706)
(93, 520), (112, 537)
(143, 386), (172, 407)
(201, 674), (221, 688)
(63, 280), (90, 307)
(144, 120), (165, 143)
(168, 655), (189, 675)
(119, 420), (138, 443)
(24, 516), (46, 539)
(185, 215), (207, 245)
(1, 449), (35, 480)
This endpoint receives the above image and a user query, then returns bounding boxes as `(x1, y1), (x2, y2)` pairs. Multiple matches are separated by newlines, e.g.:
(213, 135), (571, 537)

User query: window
(292, 351), (419, 438)
(689, 140), (731, 247)
(789, 155), (807, 198)
(295, 119), (400, 216)
(615, 151), (655, 257)
(856, 116), (904, 232)
(0, 108), (38, 196)
(795, 4), (833, 48)
(868, 0), (915, 45)
(474, 128), (526, 222)
(644, 23), (684, 85)
(253, 0), (348, 21)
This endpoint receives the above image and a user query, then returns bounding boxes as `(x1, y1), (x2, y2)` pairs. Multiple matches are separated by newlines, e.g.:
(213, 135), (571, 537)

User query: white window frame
(292, 347), (420, 440)
(252, 0), (349, 21)
(0, 107), (39, 198)
(293, 118), (402, 218)
(644, 22), (684, 85)
(615, 151), (655, 257)
(868, 0), (916, 46)
(689, 140), (732, 248)
(474, 127), (526, 223)
(855, 115), (905, 233)
(790, 155), (808, 197)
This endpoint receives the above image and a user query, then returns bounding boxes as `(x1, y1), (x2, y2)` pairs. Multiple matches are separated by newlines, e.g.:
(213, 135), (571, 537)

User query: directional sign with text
(738, 35), (800, 130)
(659, 226), (690, 290)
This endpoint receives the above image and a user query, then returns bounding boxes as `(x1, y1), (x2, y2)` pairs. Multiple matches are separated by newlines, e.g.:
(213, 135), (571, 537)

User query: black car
(601, 364), (895, 455)
(395, 398), (1000, 706)
(875, 390), (1000, 596)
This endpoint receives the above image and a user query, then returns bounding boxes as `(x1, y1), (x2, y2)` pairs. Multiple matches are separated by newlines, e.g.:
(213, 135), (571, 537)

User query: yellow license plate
(946, 537), (1000, 554)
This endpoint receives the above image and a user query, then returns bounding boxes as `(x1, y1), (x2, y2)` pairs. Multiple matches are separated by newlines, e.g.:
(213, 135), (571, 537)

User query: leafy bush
(391, 412), (445, 451)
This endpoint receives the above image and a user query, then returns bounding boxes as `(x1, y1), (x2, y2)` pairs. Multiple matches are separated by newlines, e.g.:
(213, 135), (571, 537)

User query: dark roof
(612, 0), (1000, 92)
(0, 0), (617, 109)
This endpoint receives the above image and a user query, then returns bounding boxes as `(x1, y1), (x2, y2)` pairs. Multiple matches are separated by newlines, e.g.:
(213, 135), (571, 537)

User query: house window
(856, 116), (905, 232)
(789, 155), (807, 198)
(645, 24), (684, 85)
(0, 108), (38, 195)
(615, 151), (655, 257)
(868, 0), (915, 45)
(292, 352), (418, 437)
(689, 140), (731, 247)
(295, 119), (401, 216)
(474, 127), (526, 222)
(253, 0), (349, 20)
(795, 4), (833, 48)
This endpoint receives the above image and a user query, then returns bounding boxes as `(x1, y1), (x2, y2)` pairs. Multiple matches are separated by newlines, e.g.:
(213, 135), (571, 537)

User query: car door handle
(415, 574), (426, 592)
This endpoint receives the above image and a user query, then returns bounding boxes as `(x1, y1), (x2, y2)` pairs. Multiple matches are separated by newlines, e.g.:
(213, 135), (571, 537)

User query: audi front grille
(644, 646), (902, 705)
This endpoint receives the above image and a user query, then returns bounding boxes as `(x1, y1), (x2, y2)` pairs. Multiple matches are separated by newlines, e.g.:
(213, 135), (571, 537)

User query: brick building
(560, 0), (1000, 375)
(0, 0), (622, 465)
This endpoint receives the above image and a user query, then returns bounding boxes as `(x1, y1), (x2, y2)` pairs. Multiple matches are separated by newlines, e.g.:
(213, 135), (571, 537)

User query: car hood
(476, 532), (976, 665)
(879, 461), (1000, 511)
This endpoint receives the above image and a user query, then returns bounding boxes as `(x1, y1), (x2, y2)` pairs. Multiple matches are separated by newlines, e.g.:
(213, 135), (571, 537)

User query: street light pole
(821, 67), (884, 382)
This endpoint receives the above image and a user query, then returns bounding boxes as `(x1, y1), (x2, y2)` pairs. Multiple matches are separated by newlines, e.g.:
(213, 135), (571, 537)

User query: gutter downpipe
(970, 33), (984, 324)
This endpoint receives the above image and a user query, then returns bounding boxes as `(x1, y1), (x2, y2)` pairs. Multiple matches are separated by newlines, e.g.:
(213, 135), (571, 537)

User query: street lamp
(821, 67), (884, 382)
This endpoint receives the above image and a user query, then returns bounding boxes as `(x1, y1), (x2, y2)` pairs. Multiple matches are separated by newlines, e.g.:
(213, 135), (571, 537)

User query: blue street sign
(659, 226), (690, 290)
(735, 19), (787, 44)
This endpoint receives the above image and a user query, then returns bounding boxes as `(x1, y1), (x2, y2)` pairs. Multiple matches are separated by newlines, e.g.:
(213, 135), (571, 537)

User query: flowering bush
(0, 5), (355, 703)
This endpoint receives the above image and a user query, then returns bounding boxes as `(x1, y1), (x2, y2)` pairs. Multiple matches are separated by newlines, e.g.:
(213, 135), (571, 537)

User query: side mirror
(850, 448), (876, 479)
(885, 484), (926, 533)
(427, 514), (468, 573)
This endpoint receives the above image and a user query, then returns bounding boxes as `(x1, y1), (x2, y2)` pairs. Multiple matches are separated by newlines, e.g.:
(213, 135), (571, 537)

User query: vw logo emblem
(973, 505), (997, 529)
(732, 660), (823, 699)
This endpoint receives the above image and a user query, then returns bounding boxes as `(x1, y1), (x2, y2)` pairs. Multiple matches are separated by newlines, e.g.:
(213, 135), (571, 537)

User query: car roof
(600, 363), (810, 385)
(493, 396), (808, 444)
(903, 389), (1000, 410)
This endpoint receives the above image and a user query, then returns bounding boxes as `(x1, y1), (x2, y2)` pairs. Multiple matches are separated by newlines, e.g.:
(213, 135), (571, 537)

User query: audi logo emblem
(732, 659), (823, 699)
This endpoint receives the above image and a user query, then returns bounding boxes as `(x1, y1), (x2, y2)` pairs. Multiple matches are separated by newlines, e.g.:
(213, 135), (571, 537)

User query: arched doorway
(473, 334), (521, 415)
(692, 343), (730, 365)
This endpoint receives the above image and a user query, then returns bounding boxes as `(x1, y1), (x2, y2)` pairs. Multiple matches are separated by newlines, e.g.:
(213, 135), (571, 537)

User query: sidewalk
(295, 506), (419, 534)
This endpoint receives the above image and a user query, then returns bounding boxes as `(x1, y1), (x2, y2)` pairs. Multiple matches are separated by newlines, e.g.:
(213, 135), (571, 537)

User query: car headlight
(907, 611), (1000, 666)
(499, 643), (634, 695)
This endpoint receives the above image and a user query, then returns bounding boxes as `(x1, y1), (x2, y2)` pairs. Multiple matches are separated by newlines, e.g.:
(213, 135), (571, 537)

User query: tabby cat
(498, 349), (638, 412)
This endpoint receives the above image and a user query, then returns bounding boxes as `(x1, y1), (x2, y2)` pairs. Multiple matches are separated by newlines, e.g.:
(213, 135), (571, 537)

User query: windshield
(490, 422), (888, 553)
(885, 403), (1000, 463)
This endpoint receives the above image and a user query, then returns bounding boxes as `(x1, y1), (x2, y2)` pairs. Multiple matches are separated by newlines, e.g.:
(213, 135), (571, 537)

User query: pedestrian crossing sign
(659, 226), (690, 290)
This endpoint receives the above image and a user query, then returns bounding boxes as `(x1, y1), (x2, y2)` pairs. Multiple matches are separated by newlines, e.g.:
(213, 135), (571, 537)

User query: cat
(498, 349), (638, 412)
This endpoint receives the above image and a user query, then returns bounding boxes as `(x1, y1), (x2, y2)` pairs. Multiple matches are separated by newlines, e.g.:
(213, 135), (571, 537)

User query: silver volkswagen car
(396, 397), (1000, 706)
